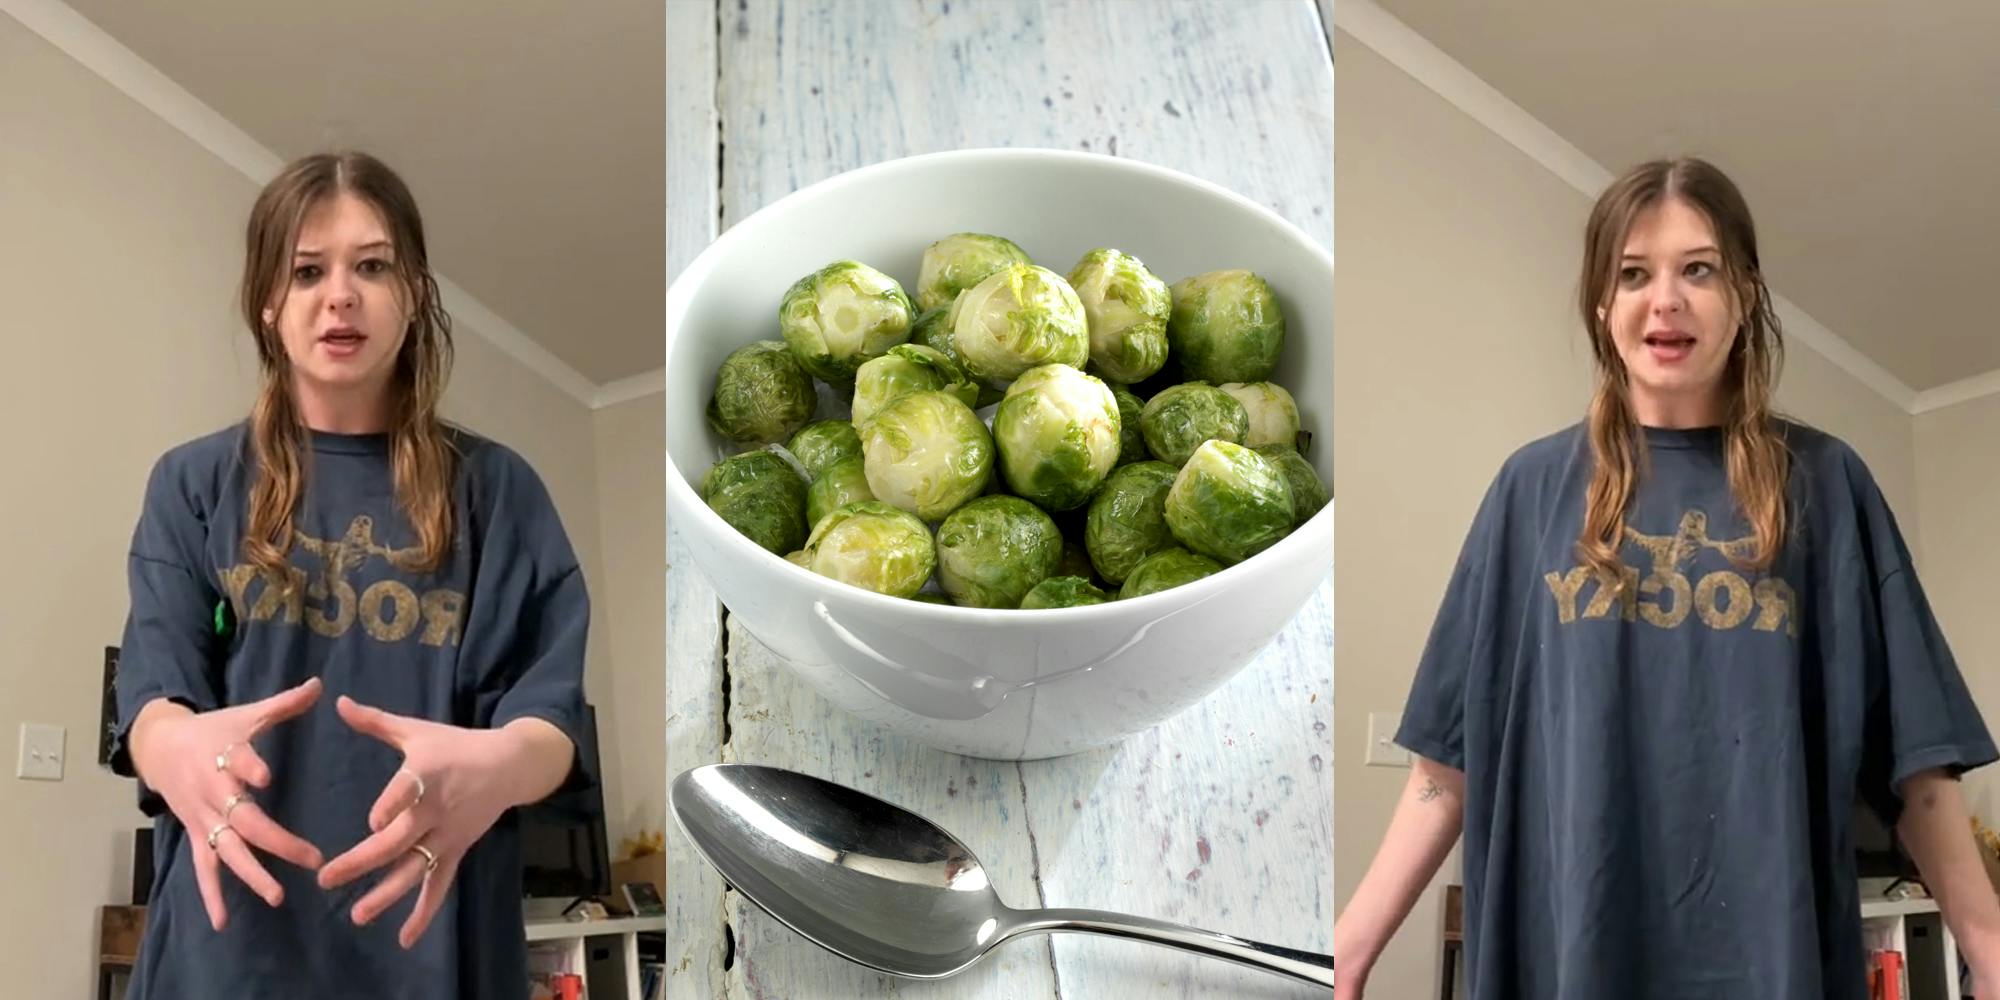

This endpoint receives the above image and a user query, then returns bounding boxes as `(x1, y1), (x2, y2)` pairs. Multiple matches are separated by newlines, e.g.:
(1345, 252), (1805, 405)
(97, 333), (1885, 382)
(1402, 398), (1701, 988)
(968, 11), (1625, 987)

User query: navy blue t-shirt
(112, 423), (593, 1000)
(1397, 421), (1994, 1000)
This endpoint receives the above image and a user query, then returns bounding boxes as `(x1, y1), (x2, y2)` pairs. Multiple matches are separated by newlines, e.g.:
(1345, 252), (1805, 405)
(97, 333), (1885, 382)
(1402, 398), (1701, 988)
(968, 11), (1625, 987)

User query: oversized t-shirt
(112, 423), (593, 1000)
(1397, 421), (1994, 1000)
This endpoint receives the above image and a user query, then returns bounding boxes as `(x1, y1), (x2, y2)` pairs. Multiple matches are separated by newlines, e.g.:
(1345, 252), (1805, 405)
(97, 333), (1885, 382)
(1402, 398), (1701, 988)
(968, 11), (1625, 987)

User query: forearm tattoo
(1418, 777), (1443, 803)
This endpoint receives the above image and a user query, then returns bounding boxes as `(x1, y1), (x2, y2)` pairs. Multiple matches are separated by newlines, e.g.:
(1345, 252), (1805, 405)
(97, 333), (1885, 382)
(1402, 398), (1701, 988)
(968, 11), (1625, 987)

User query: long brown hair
(239, 152), (457, 589)
(1576, 157), (1789, 588)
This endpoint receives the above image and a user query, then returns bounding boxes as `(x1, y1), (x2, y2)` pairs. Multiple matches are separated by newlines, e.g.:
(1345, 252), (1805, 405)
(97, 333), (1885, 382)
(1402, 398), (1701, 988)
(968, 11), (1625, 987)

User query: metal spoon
(669, 763), (1334, 990)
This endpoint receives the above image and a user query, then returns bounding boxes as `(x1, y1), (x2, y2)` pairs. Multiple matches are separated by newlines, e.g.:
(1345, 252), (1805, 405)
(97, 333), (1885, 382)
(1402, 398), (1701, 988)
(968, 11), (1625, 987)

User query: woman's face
(1603, 197), (1743, 423)
(266, 193), (411, 404)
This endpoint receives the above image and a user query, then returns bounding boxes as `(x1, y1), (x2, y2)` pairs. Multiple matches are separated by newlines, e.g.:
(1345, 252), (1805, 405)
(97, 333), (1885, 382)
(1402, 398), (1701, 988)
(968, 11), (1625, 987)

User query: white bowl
(666, 148), (1331, 759)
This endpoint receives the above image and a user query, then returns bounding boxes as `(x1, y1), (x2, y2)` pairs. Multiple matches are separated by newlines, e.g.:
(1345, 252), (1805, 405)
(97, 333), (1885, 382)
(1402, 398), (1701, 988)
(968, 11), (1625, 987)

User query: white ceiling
(1369, 0), (2000, 396)
(57, 0), (664, 389)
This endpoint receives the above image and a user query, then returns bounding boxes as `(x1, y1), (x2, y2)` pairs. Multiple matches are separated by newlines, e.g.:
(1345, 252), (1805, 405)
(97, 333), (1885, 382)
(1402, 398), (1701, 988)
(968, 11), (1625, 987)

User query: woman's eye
(1618, 266), (1646, 285)
(358, 258), (390, 275)
(293, 264), (322, 282)
(1685, 261), (1715, 279)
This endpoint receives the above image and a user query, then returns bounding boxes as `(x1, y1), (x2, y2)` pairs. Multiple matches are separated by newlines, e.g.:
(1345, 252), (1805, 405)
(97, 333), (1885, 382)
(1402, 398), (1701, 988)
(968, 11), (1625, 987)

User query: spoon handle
(1009, 907), (1335, 989)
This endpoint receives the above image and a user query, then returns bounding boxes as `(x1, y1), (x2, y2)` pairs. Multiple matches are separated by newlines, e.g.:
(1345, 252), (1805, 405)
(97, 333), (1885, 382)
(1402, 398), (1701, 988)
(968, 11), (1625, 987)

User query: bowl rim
(665, 146), (1333, 624)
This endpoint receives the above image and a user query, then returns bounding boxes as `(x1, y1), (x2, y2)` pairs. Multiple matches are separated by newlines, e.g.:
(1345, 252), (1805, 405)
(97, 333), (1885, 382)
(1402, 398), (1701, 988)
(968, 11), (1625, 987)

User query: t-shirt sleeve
(465, 447), (596, 803)
(111, 453), (226, 807)
(1396, 470), (1511, 772)
(1854, 469), (1997, 824)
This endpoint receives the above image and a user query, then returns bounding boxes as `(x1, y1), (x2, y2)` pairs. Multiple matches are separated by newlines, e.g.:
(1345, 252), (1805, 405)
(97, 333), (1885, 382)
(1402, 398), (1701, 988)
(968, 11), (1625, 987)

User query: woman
(113, 152), (591, 998)
(1333, 158), (2000, 999)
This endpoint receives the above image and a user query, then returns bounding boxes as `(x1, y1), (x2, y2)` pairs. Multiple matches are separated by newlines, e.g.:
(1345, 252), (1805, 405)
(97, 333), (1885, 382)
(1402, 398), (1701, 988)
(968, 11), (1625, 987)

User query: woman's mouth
(321, 328), (366, 358)
(1643, 332), (1694, 363)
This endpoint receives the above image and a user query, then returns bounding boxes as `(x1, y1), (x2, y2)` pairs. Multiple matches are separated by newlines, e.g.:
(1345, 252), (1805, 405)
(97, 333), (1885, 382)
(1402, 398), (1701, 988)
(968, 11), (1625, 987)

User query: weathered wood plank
(717, 0), (1333, 253)
(721, 616), (1061, 999)
(664, 527), (728, 999)
(667, 0), (719, 284)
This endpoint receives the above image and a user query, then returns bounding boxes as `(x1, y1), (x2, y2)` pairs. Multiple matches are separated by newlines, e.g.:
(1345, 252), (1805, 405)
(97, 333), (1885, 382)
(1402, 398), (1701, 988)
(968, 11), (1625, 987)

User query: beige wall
(0, 14), (653, 995)
(591, 392), (667, 849)
(1334, 31), (1929, 998)
(1915, 393), (2000, 822)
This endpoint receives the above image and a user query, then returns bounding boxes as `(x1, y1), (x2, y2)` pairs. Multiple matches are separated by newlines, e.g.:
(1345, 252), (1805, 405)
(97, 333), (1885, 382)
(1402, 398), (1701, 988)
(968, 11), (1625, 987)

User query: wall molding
(3, 0), (631, 411)
(591, 367), (665, 410)
(1334, 0), (1997, 417)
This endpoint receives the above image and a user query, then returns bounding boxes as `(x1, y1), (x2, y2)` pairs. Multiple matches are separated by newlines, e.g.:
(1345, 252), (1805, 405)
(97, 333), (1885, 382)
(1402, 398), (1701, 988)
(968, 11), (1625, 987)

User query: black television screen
(1853, 795), (1921, 882)
(518, 704), (611, 900)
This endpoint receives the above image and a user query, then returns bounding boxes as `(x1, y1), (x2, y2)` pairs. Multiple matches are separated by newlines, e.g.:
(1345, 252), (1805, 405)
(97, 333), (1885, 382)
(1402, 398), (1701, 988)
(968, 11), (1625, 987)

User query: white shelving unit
(524, 914), (665, 1000)
(1860, 894), (1960, 1000)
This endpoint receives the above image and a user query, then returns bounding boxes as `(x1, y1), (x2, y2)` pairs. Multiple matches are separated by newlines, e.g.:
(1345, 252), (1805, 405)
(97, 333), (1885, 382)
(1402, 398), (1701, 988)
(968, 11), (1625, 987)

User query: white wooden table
(666, 3), (1333, 997)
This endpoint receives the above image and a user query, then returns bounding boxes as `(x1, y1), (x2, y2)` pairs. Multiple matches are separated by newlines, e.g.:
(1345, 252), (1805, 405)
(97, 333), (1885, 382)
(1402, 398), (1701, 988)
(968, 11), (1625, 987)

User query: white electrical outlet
(1364, 712), (1411, 767)
(16, 723), (65, 781)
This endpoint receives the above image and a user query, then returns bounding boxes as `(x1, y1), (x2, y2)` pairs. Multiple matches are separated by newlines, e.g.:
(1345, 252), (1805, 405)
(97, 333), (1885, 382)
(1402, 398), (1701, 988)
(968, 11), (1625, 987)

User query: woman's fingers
(191, 829), (228, 932)
(226, 798), (324, 871)
(351, 849), (429, 927)
(213, 828), (284, 908)
(219, 740), (274, 790)
(318, 810), (422, 890)
(336, 695), (408, 750)
(399, 853), (458, 950)
(368, 767), (425, 834)
(247, 676), (323, 735)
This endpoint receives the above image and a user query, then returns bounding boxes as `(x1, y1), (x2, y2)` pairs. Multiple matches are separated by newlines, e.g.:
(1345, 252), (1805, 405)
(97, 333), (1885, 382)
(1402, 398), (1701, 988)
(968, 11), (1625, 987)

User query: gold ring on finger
(215, 744), (236, 773)
(207, 822), (233, 850)
(412, 843), (438, 875)
(221, 793), (247, 822)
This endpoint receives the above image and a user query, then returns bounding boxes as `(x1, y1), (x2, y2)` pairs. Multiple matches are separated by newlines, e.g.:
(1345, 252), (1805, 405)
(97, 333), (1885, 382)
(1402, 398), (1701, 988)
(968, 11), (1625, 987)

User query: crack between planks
(718, 608), (733, 751)
(1016, 762), (1064, 999)
(713, 0), (726, 237)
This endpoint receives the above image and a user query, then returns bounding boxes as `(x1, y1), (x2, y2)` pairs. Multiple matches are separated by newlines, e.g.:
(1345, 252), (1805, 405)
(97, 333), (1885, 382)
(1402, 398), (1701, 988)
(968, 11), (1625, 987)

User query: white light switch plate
(1365, 712), (1411, 767)
(17, 723), (64, 781)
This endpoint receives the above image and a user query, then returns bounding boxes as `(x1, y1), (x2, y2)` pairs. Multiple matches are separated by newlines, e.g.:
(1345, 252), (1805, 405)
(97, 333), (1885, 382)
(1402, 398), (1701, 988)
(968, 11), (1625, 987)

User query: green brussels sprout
(851, 344), (978, 429)
(1139, 382), (1249, 466)
(949, 263), (1088, 384)
(910, 592), (954, 605)
(1084, 460), (1178, 584)
(701, 449), (810, 556)
(1258, 444), (1330, 525)
(1164, 439), (1295, 565)
(1111, 386), (1149, 466)
(784, 550), (811, 568)
(934, 496), (1064, 608)
(705, 341), (818, 444)
(779, 260), (915, 383)
(801, 501), (936, 598)
(913, 304), (1005, 409)
(1067, 249), (1171, 384)
(860, 390), (994, 521)
(992, 364), (1121, 511)
(787, 420), (863, 479)
(1055, 538), (1097, 582)
(1219, 382), (1302, 450)
(1167, 269), (1285, 384)
(806, 456), (877, 531)
(1019, 576), (1111, 609)
(916, 232), (1033, 312)
(1118, 547), (1224, 599)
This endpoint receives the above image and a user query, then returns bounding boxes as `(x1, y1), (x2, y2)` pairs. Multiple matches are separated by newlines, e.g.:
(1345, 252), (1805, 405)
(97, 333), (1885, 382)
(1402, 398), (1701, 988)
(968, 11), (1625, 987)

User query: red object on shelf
(556, 973), (582, 1000)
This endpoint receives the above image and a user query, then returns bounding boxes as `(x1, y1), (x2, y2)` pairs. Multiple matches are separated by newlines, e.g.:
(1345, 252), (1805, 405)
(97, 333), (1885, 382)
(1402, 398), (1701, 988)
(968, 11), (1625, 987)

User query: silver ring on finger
(411, 842), (438, 876)
(221, 792), (248, 822)
(399, 767), (426, 807)
(215, 743), (236, 773)
(207, 821), (234, 850)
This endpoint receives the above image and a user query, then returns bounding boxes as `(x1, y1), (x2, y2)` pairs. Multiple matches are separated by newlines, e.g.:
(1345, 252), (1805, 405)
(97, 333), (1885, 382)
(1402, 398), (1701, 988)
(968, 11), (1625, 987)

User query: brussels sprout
(701, 449), (810, 556)
(784, 550), (811, 568)
(1139, 382), (1249, 466)
(860, 390), (994, 521)
(1084, 460), (1178, 584)
(935, 496), (1064, 608)
(1055, 538), (1097, 582)
(949, 263), (1088, 384)
(700, 449), (807, 507)
(916, 233), (1033, 312)
(1164, 440), (1295, 565)
(706, 340), (818, 444)
(1219, 382), (1301, 450)
(992, 364), (1121, 511)
(1111, 386), (1149, 466)
(779, 260), (915, 383)
(1118, 547), (1224, 599)
(1167, 269), (1285, 384)
(807, 456), (877, 530)
(910, 592), (954, 605)
(1020, 576), (1111, 609)
(798, 501), (935, 598)
(787, 419), (863, 479)
(852, 344), (979, 429)
(913, 304), (1004, 408)
(1258, 444), (1330, 525)
(1068, 249), (1171, 384)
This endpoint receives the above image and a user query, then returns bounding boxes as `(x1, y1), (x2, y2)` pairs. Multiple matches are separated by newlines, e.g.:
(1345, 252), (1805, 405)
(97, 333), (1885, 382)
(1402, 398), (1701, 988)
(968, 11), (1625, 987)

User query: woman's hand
(317, 696), (574, 949)
(127, 677), (327, 931)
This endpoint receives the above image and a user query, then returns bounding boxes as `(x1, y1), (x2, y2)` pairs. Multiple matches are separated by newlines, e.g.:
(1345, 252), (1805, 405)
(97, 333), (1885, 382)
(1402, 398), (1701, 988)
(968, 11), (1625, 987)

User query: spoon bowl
(669, 763), (1334, 988)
